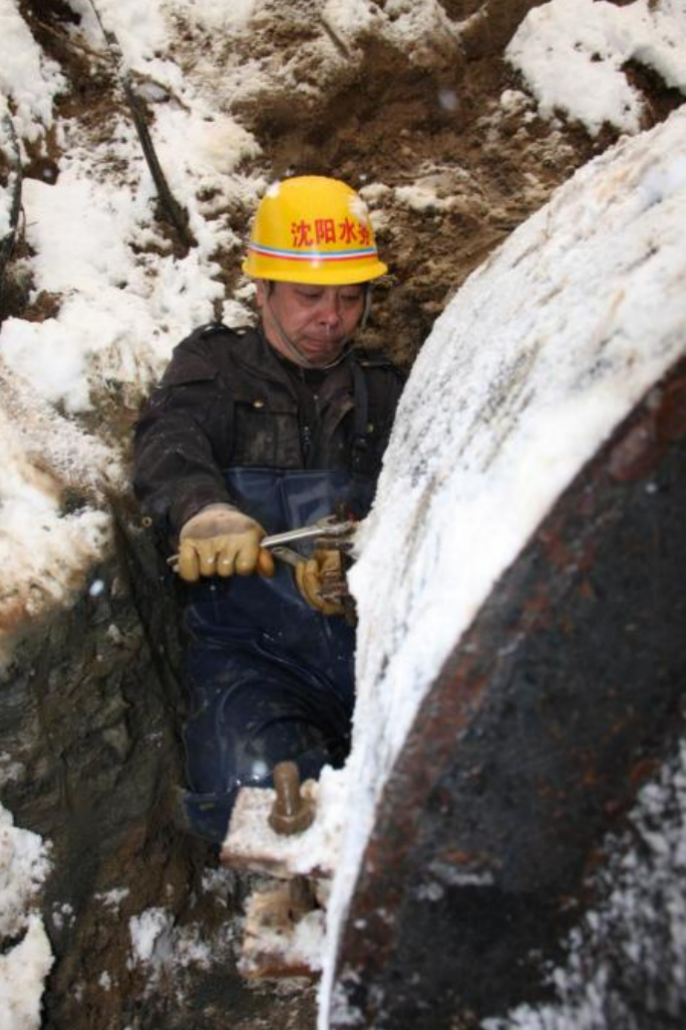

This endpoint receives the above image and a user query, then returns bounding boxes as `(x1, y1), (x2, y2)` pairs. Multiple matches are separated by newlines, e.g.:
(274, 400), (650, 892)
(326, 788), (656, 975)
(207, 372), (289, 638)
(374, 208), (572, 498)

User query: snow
(323, 0), (378, 38)
(94, 887), (131, 910)
(318, 106), (686, 1024)
(68, 0), (170, 72)
(323, 0), (464, 65)
(0, 916), (54, 1030)
(0, 806), (51, 940)
(0, 807), (53, 1030)
(507, 0), (686, 136)
(0, 394), (112, 655)
(1, 0), (262, 1014)
(0, 0), (65, 141)
(171, 0), (262, 33)
(50, 903), (75, 934)
(395, 176), (473, 214)
(128, 905), (218, 990)
(129, 907), (175, 966)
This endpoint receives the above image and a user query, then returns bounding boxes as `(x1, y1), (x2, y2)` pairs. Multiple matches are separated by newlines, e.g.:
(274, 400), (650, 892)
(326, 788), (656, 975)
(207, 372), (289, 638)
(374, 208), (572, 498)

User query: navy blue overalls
(182, 466), (374, 842)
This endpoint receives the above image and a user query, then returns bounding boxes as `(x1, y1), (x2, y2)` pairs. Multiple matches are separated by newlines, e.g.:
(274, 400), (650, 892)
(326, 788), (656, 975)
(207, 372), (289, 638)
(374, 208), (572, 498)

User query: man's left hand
(295, 549), (346, 616)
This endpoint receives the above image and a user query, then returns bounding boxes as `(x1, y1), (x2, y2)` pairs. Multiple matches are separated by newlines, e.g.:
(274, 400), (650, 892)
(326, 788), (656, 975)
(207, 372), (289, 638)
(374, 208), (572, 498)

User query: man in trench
(133, 176), (404, 843)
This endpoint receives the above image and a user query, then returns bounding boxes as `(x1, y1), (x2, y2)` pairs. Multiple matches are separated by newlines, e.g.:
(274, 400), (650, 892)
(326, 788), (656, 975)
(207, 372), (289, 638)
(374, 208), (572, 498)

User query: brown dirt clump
(222, 51), (598, 365)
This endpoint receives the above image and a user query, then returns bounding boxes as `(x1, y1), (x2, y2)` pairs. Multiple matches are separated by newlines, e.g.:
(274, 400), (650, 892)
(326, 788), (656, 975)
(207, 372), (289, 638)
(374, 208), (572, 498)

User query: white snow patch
(508, 0), (686, 136)
(129, 907), (174, 966)
(95, 887), (131, 911)
(0, 0), (267, 668)
(154, 107), (261, 180)
(0, 103), (262, 412)
(0, 915), (54, 1030)
(0, 0), (65, 140)
(129, 908), (213, 978)
(0, 432), (111, 661)
(50, 902), (75, 933)
(0, 806), (51, 940)
(323, 0), (464, 68)
(0, 805), (52, 1030)
(322, 0), (379, 39)
(68, 0), (170, 73)
(169, 0), (261, 33)
(0, 359), (117, 662)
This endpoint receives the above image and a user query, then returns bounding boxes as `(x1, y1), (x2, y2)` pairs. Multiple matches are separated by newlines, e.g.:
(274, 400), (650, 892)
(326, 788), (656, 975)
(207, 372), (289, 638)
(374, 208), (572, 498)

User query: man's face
(255, 280), (366, 367)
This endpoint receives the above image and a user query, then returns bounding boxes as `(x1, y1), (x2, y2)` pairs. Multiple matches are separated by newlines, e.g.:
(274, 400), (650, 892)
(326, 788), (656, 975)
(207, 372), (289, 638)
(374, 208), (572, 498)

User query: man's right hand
(177, 504), (275, 583)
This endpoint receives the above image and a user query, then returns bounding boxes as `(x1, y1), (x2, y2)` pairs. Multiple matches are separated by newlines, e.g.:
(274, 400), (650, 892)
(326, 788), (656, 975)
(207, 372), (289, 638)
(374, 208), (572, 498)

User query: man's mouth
(303, 337), (342, 349)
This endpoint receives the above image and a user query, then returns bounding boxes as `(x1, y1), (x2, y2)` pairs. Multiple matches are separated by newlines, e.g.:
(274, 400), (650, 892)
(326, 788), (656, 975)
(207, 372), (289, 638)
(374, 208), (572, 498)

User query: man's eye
(341, 292), (363, 304)
(298, 290), (322, 301)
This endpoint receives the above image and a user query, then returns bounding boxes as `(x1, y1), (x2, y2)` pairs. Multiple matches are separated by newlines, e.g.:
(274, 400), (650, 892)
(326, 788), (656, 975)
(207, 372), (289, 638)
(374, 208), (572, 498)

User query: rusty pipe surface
(328, 356), (686, 1029)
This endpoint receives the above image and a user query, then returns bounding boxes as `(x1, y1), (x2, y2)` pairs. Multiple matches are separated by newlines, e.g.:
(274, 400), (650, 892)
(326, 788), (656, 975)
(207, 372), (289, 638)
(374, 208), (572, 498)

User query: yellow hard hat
(242, 176), (388, 286)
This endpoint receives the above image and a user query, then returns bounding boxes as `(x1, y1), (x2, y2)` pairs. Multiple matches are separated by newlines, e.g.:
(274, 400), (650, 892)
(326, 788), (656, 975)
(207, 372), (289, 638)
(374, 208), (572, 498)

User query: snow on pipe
(320, 108), (686, 1028)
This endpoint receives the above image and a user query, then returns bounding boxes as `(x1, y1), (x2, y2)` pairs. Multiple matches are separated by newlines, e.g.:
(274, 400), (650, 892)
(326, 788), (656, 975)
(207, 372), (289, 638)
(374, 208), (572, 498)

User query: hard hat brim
(242, 250), (388, 286)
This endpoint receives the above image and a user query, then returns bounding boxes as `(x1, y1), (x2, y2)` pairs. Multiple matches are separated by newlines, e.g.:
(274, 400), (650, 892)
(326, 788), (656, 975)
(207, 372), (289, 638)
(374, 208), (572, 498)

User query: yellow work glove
(177, 504), (275, 584)
(295, 549), (345, 617)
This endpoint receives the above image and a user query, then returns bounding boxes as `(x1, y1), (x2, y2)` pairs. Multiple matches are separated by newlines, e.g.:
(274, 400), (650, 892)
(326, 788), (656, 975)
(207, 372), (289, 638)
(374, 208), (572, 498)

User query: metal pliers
(260, 516), (358, 568)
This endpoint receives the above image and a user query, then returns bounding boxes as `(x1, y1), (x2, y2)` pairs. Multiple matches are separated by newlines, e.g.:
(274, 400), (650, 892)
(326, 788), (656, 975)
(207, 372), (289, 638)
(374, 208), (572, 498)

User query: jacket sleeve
(132, 330), (236, 546)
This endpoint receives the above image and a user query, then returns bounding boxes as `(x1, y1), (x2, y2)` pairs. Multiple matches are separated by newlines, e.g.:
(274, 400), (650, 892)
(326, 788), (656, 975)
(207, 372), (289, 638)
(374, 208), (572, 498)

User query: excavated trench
(1, 1), (685, 1027)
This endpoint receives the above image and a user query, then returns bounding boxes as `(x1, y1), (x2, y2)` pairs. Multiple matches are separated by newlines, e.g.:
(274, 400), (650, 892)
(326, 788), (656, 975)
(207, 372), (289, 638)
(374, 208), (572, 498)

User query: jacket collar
(233, 327), (354, 397)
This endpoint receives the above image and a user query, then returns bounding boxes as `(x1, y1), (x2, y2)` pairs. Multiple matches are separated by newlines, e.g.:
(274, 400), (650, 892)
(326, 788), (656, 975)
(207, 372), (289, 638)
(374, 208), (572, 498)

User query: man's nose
(317, 291), (341, 325)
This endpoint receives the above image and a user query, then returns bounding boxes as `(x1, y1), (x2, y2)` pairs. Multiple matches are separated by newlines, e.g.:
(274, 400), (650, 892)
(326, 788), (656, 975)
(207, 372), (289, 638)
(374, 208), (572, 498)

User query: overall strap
(351, 361), (370, 468)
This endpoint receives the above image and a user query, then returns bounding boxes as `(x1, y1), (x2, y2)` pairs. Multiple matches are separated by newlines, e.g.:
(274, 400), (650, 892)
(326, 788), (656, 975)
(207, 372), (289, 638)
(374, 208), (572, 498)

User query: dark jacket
(133, 324), (404, 544)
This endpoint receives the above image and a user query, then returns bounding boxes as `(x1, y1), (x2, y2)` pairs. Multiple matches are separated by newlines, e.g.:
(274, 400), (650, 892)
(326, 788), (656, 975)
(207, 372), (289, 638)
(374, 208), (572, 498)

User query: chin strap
(263, 284), (372, 370)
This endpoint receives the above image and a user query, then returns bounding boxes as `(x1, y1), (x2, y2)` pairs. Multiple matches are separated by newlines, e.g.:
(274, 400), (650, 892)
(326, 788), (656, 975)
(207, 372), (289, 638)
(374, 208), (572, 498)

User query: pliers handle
(260, 516), (357, 551)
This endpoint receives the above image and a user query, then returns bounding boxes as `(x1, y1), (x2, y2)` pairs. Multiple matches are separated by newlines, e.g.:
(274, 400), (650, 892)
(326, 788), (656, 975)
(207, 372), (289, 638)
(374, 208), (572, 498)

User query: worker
(133, 176), (404, 843)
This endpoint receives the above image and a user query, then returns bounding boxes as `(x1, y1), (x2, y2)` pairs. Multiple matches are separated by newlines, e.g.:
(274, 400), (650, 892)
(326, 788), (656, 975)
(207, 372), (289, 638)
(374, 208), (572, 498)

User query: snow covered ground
(1, 0), (685, 1027)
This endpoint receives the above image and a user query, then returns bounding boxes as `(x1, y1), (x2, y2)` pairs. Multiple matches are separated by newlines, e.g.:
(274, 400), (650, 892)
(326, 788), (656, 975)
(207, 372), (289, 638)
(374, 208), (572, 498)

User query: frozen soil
(7, 0), (679, 366)
(4, 0), (605, 363)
